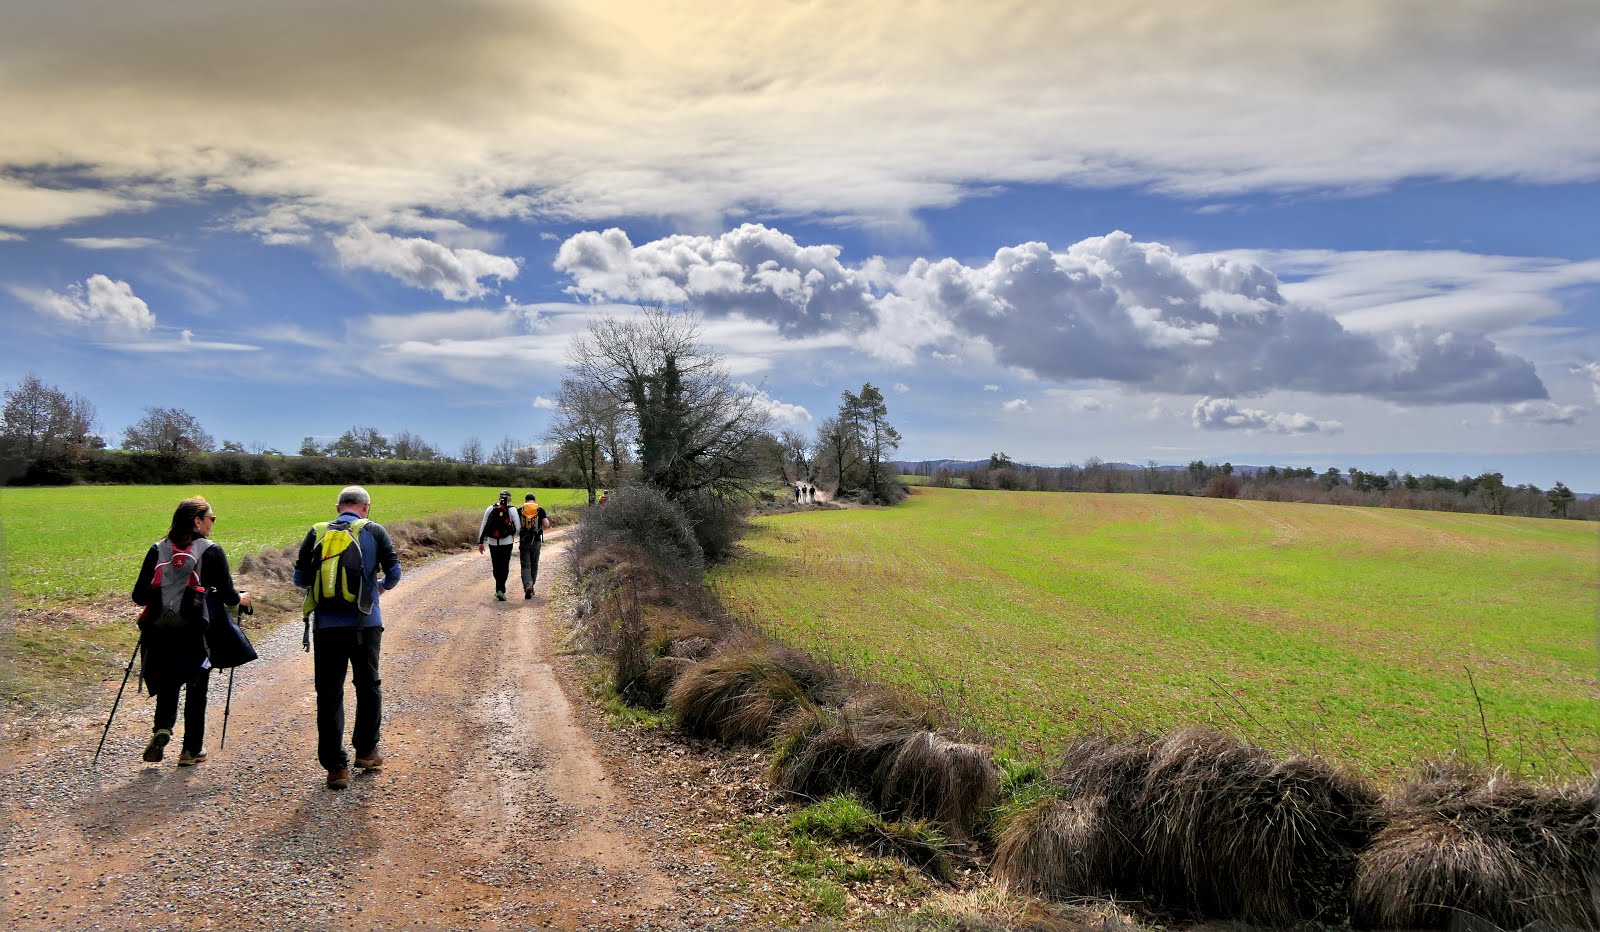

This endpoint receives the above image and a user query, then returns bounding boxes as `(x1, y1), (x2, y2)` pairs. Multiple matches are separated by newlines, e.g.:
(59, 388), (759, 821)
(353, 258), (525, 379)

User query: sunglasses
(203, 513), (218, 521)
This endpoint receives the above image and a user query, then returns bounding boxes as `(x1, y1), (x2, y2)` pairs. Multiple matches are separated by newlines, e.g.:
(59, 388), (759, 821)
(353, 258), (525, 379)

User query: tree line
(918, 454), (1594, 520)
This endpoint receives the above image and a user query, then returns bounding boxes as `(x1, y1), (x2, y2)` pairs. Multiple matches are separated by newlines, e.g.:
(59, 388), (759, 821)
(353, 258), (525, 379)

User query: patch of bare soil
(0, 534), (774, 930)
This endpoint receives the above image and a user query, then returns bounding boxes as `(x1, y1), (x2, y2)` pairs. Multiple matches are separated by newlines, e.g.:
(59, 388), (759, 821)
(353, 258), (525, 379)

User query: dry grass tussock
(995, 729), (1381, 926)
(1350, 761), (1599, 930)
(666, 639), (840, 745)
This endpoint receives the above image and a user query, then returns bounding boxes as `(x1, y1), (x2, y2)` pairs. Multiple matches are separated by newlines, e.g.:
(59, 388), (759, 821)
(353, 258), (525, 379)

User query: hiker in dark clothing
(131, 495), (252, 766)
(477, 489), (520, 601)
(517, 492), (550, 600)
(293, 486), (402, 790)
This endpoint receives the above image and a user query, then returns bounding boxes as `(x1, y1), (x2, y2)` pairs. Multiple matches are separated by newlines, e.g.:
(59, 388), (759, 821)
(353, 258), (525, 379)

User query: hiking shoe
(326, 769), (350, 790)
(177, 749), (207, 766)
(524, 587), (533, 599)
(495, 589), (507, 601)
(142, 729), (171, 763)
(354, 752), (385, 770)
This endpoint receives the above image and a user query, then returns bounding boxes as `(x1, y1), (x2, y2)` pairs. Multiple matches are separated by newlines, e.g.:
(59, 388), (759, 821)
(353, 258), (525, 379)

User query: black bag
(206, 603), (258, 669)
(485, 503), (515, 537)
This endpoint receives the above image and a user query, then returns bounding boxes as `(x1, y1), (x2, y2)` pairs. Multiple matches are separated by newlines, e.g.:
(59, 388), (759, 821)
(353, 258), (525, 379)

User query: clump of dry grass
(1350, 762), (1599, 929)
(1135, 728), (1379, 925)
(994, 735), (1157, 901)
(667, 641), (839, 744)
(881, 730), (1001, 839)
(995, 729), (1379, 925)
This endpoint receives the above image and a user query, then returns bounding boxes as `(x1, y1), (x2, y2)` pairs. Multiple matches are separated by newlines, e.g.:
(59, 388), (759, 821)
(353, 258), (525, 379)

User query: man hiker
(478, 489), (520, 601)
(518, 492), (550, 599)
(293, 486), (402, 790)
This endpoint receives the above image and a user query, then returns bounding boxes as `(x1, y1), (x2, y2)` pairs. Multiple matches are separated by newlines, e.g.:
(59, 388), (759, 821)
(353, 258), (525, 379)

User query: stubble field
(710, 486), (1598, 782)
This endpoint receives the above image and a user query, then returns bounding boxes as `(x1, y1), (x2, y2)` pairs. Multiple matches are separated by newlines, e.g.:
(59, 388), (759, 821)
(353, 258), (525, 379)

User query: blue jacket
(293, 512), (403, 629)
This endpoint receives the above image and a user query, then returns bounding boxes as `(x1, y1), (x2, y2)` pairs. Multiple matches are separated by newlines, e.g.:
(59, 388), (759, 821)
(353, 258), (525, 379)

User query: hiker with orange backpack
(477, 489), (521, 601)
(129, 496), (251, 766)
(293, 486), (402, 790)
(517, 492), (550, 599)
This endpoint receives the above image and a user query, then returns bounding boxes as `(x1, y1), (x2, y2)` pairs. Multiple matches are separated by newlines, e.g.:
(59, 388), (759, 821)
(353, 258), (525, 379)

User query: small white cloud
(0, 230), (24, 242)
(334, 223), (520, 301)
(1491, 400), (1584, 426)
(1572, 362), (1600, 403)
(1002, 398), (1031, 413)
(983, 383), (999, 392)
(63, 236), (161, 250)
(931, 351), (960, 362)
(1192, 397), (1343, 434)
(893, 382), (909, 393)
(262, 232), (312, 246)
(16, 274), (156, 331)
(739, 383), (813, 425)
(532, 396), (557, 410)
(118, 329), (259, 353)
(539, 232), (559, 241)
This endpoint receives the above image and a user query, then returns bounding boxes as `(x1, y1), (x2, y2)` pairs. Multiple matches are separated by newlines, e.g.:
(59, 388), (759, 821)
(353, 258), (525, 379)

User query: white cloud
(117, 329), (259, 353)
(1192, 397), (1343, 435)
(1573, 362), (1600, 403)
(1491, 400), (1584, 426)
(63, 236), (161, 250)
(740, 383), (812, 426)
(0, 176), (144, 228)
(532, 396), (557, 410)
(0, 230), (25, 242)
(2, 3), (1598, 235)
(982, 384), (999, 392)
(15, 274), (156, 331)
(334, 224), (519, 301)
(893, 383), (909, 393)
(1002, 398), (1031, 413)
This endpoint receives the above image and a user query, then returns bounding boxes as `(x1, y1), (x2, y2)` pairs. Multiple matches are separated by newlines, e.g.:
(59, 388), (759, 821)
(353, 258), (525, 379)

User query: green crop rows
(710, 487), (1599, 783)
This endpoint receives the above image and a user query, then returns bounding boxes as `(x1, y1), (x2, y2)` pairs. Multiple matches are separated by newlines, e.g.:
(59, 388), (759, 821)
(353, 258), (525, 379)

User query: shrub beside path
(2, 535), (760, 930)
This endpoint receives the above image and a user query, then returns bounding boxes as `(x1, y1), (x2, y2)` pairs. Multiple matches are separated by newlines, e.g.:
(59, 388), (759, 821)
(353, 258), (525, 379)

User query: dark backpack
(149, 539), (212, 631)
(485, 503), (515, 538)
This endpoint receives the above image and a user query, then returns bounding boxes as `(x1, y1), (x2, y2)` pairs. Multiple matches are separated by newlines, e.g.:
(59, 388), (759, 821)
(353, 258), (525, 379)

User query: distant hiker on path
(518, 492), (550, 600)
(294, 486), (402, 790)
(131, 495), (252, 766)
(478, 489), (521, 601)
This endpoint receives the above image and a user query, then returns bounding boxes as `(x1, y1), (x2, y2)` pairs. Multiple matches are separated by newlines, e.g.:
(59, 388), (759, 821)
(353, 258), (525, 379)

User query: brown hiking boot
(354, 752), (384, 770)
(177, 748), (207, 766)
(142, 729), (171, 763)
(326, 769), (350, 789)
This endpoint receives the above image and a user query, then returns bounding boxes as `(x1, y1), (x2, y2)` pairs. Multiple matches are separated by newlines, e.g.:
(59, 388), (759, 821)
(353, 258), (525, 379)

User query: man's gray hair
(337, 486), (371, 507)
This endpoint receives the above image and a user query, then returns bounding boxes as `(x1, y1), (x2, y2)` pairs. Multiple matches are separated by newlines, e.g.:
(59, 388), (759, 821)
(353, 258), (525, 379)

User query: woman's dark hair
(166, 496), (211, 547)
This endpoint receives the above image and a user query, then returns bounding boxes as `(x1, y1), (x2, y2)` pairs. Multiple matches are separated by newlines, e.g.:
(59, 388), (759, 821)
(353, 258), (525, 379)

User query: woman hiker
(130, 495), (251, 765)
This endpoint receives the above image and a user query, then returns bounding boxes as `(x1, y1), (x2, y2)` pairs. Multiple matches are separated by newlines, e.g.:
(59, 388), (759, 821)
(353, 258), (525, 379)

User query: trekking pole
(221, 600), (252, 750)
(221, 667), (235, 750)
(93, 638), (142, 769)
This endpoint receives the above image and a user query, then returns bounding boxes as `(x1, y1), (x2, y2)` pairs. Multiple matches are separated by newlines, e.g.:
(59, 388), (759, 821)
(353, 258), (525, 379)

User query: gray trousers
(519, 536), (543, 591)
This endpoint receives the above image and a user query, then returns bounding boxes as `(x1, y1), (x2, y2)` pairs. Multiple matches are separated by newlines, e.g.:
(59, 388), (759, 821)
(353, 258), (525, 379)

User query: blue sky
(2, 1), (1598, 489)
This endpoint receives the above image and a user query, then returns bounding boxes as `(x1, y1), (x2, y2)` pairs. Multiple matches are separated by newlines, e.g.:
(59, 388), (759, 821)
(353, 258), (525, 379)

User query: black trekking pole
(93, 638), (142, 769)
(220, 601), (251, 751)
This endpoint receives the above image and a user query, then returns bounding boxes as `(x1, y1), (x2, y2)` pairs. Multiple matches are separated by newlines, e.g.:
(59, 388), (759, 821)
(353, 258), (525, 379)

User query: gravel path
(2, 536), (763, 930)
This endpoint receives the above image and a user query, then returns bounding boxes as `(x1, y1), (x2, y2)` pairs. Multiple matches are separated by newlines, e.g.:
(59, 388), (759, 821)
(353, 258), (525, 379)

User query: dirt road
(2, 537), (759, 930)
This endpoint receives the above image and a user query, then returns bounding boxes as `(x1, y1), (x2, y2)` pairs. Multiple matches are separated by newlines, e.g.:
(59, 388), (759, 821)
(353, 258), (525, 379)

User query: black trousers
(153, 668), (211, 754)
(488, 543), (513, 592)
(519, 536), (543, 591)
(313, 626), (382, 771)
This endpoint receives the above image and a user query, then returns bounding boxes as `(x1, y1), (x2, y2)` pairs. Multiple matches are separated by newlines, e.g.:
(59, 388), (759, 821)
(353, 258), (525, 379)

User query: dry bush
(881, 730), (1001, 839)
(643, 606), (724, 656)
(574, 484), (704, 582)
(1135, 728), (1380, 925)
(643, 655), (696, 705)
(994, 736), (1158, 900)
(1350, 765), (1599, 929)
(774, 702), (923, 804)
(664, 635), (716, 660)
(668, 642), (839, 745)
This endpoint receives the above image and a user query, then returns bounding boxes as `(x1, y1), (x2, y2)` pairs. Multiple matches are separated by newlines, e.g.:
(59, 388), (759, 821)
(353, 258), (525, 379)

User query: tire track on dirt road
(2, 536), (739, 930)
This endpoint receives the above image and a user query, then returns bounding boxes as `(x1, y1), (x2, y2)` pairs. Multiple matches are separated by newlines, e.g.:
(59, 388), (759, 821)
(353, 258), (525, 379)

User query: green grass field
(1, 484), (587, 609)
(710, 486), (1599, 782)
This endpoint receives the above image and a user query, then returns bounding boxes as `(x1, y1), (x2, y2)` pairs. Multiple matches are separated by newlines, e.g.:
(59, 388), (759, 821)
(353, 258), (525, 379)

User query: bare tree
(1, 373), (99, 463)
(568, 306), (771, 501)
(121, 407), (213, 455)
(326, 426), (391, 458)
(545, 377), (612, 503)
(779, 428), (811, 483)
(392, 429), (439, 461)
(489, 435), (520, 466)
(459, 436), (483, 465)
